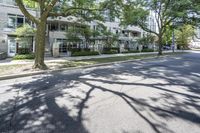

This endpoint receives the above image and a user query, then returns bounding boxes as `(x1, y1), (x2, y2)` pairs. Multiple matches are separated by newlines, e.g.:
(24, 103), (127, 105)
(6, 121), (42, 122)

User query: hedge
(141, 49), (154, 52)
(17, 48), (32, 54)
(13, 54), (35, 60)
(103, 47), (119, 52)
(72, 51), (99, 56)
(102, 50), (118, 54)
(121, 50), (140, 53)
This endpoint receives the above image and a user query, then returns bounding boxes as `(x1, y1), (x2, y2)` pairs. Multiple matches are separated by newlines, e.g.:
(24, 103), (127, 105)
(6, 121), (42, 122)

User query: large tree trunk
(33, 20), (47, 69)
(158, 34), (163, 55)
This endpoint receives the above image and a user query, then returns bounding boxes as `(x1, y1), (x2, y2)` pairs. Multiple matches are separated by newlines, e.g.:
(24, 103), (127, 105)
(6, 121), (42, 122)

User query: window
(49, 23), (59, 31)
(116, 30), (119, 34)
(8, 16), (16, 28)
(17, 16), (24, 27)
(57, 39), (67, 53)
(60, 24), (66, 31)
(7, 14), (25, 28)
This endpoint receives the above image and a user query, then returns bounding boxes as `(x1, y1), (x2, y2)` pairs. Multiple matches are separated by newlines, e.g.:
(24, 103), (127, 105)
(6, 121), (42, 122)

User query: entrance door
(8, 39), (16, 57)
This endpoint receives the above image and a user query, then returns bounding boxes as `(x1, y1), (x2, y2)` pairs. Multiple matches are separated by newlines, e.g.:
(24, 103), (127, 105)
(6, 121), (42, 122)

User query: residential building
(0, 0), (36, 57)
(0, 1), (156, 57)
(190, 27), (200, 48)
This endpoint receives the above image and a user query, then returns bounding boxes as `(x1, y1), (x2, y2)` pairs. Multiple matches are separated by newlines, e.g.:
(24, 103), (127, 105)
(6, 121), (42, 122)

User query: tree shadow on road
(0, 53), (200, 133)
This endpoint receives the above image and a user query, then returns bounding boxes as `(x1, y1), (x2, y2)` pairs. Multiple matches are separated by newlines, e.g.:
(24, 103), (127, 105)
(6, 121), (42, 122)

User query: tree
(162, 25), (173, 46)
(14, 24), (36, 54)
(122, 0), (193, 55)
(175, 24), (195, 49)
(65, 25), (84, 49)
(66, 23), (100, 50)
(137, 33), (155, 48)
(102, 30), (119, 48)
(16, 0), (116, 69)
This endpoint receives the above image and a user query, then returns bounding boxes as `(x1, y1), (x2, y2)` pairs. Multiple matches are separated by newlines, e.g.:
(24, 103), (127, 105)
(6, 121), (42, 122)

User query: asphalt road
(0, 51), (200, 133)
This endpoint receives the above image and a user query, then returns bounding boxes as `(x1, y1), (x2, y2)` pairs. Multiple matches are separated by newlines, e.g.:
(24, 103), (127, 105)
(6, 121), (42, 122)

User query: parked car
(162, 46), (171, 50)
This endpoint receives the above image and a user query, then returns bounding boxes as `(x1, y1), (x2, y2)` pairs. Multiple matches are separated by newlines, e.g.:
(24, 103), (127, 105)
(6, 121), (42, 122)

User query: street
(0, 52), (200, 133)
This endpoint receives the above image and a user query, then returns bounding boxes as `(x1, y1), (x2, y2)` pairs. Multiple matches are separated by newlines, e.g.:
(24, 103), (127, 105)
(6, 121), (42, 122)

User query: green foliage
(102, 50), (118, 54)
(175, 24), (195, 49)
(162, 25), (173, 45)
(15, 24), (35, 37)
(137, 34), (155, 46)
(141, 49), (154, 52)
(17, 48), (32, 54)
(121, 50), (140, 53)
(72, 51), (99, 56)
(13, 54), (35, 60)
(16, 0), (121, 68)
(14, 24), (35, 50)
(121, 0), (196, 55)
(66, 25), (94, 44)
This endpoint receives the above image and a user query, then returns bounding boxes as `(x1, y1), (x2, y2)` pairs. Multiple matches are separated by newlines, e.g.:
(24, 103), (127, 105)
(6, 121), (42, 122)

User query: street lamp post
(172, 22), (175, 53)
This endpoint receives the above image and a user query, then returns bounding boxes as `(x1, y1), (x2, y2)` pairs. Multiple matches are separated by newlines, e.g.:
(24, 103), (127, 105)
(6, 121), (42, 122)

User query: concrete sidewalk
(0, 50), (180, 66)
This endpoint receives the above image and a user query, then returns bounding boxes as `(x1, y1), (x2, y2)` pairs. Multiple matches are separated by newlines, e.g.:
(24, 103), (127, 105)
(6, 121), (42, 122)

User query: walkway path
(0, 50), (181, 66)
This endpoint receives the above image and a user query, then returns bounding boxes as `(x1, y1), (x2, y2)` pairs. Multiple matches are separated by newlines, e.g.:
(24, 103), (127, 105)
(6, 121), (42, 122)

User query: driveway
(0, 52), (200, 133)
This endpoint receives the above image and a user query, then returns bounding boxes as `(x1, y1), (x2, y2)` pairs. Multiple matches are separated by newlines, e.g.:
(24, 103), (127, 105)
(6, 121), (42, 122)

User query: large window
(57, 39), (67, 53)
(48, 23), (59, 31)
(7, 14), (25, 28)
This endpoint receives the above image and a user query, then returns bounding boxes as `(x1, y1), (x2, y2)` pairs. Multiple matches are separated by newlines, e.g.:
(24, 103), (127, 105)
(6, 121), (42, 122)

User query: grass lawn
(0, 52), (186, 76)
(72, 52), (185, 65)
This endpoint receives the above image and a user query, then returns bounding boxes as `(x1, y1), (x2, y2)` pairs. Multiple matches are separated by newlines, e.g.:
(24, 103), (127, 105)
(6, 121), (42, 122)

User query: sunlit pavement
(0, 51), (200, 133)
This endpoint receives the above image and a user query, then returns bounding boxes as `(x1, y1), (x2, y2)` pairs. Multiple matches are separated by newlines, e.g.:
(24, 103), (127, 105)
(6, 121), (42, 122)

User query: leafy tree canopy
(121, 0), (197, 55)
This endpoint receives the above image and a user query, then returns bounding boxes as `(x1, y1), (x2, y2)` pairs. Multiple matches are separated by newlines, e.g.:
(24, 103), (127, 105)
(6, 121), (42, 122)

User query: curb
(0, 55), (174, 81)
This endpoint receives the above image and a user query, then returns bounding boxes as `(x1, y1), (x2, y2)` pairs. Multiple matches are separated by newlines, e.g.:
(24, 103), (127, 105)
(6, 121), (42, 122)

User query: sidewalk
(0, 50), (189, 80)
(0, 50), (179, 66)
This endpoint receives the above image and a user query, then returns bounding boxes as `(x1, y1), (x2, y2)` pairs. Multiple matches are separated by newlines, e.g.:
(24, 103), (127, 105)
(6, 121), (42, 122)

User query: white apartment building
(0, 0), (156, 57)
(190, 27), (200, 48)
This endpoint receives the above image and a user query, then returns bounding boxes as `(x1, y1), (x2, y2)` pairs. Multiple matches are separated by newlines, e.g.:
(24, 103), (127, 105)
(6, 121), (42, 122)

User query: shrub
(72, 51), (99, 56)
(70, 48), (91, 53)
(17, 48), (31, 54)
(13, 54), (35, 60)
(82, 48), (91, 52)
(102, 50), (118, 54)
(70, 48), (81, 53)
(141, 49), (154, 52)
(103, 47), (119, 52)
(121, 50), (140, 53)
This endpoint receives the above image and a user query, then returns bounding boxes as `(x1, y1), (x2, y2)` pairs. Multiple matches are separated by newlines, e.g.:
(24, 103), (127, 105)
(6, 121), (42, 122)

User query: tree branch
(138, 21), (159, 36)
(15, 0), (39, 24)
(42, 0), (58, 18)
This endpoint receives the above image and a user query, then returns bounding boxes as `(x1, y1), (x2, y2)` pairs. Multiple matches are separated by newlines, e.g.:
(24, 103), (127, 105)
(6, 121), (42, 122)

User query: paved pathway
(0, 50), (179, 66)
(0, 51), (199, 133)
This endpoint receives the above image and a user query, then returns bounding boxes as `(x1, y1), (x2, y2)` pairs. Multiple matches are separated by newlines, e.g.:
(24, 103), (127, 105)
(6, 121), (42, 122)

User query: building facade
(0, 0), (37, 56)
(0, 1), (156, 57)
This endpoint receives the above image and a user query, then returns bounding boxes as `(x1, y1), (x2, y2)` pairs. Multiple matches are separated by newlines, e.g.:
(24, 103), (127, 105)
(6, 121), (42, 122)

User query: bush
(70, 48), (91, 53)
(103, 47), (119, 52)
(17, 48), (31, 54)
(82, 48), (91, 52)
(13, 54), (35, 60)
(141, 49), (154, 52)
(121, 50), (140, 53)
(102, 50), (118, 54)
(72, 51), (99, 56)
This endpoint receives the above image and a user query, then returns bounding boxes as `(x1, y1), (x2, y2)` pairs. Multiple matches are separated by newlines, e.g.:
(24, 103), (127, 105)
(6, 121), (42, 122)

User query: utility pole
(172, 22), (175, 53)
